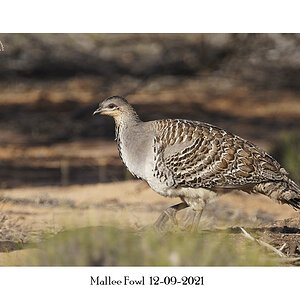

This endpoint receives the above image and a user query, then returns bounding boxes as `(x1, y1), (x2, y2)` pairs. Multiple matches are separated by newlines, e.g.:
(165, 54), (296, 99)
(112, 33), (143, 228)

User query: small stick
(240, 227), (286, 258)
(279, 243), (286, 252)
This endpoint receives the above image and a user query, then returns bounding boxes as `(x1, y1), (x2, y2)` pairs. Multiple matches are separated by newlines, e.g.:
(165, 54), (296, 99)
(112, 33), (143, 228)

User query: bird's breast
(116, 125), (152, 180)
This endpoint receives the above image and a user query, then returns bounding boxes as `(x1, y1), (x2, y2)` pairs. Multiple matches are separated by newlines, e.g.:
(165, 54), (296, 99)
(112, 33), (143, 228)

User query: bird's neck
(114, 111), (141, 143)
(114, 110), (141, 128)
(114, 113), (143, 177)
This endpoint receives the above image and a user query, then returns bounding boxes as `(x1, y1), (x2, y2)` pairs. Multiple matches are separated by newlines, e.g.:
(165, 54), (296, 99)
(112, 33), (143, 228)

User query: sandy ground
(0, 180), (298, 265)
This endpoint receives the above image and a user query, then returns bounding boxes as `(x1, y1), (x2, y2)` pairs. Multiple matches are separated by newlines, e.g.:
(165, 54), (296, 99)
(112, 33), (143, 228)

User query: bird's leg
(154, 201), (188, 231)
(191, 209), (204, 232)
(183, 208), (196, 229)
(183, 199), (207, 232)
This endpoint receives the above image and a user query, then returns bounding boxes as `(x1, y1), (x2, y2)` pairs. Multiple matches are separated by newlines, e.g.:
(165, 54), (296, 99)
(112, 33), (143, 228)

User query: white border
(1, 1), (299, 299)
(0, 267), (300, 300)
(1, 0), (300, 33)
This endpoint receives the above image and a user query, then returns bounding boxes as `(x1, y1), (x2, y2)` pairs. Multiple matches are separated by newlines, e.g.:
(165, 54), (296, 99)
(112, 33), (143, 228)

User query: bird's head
(93, 96), (139, 124)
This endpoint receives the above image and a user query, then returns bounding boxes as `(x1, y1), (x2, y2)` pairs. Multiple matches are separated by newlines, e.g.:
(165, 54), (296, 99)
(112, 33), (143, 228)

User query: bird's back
(150, 118), (300, 208)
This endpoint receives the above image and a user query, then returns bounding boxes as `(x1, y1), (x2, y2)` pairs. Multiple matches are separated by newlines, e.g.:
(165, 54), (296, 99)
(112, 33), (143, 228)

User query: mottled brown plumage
(151, 118), (300, 209)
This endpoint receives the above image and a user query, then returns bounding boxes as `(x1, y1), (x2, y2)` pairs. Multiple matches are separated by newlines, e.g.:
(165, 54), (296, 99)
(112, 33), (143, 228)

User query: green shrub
(271, 132), (300, 183)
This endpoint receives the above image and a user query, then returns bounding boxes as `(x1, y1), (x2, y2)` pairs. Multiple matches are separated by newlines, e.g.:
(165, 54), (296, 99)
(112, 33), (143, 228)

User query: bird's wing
(152, 119), (287, 189)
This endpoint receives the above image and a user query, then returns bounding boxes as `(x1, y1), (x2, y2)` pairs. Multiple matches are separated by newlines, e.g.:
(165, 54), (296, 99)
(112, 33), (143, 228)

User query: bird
(93, 95), (300, 231)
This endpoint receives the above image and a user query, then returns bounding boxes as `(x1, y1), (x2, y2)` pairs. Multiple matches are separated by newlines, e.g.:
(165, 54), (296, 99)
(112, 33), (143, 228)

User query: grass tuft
(23, 226), (279, 266)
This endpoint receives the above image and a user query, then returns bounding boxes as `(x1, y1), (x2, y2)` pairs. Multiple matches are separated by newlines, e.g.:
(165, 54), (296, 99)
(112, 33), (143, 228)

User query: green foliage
(25, 226), (279, 266)
(271, 132), (300, 183)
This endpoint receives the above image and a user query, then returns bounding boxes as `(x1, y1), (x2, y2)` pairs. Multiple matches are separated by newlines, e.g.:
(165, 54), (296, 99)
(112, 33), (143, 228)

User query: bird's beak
(93, 107), (102, 116)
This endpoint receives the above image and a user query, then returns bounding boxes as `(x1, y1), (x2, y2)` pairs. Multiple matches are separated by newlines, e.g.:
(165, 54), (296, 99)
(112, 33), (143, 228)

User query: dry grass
(2, 226), (280, 266)
(0, 180), (298, 266)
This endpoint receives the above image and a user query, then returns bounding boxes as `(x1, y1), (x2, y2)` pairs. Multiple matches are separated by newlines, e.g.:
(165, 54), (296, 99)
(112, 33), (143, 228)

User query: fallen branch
(240, 227), (286, 258)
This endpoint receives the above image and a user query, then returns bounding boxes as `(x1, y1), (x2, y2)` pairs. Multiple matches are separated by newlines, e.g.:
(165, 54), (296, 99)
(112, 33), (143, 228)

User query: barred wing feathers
(151, 119), (288, 190)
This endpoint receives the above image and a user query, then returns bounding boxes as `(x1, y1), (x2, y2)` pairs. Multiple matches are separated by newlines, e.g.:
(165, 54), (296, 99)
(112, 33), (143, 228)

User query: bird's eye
(108, 104), (116, 109)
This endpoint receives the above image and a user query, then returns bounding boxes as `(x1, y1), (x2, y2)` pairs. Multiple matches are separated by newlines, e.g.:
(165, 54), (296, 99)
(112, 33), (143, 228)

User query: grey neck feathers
(115, 108), (141, 143)
(114, 107), (141, 128)
(115, 110), (141, 171)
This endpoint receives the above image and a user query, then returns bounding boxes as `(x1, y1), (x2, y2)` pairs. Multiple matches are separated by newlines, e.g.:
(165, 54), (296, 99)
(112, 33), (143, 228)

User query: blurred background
(0, 33), (299, 265)
(0, 33), (299, 187)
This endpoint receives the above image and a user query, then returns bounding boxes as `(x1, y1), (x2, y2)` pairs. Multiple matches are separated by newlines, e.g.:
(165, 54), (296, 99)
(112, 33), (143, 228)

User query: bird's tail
(253, 178), (300, 210)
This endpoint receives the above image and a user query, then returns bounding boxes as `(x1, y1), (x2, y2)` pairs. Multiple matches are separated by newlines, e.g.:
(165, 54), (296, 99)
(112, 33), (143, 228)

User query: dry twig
(240, 227), (300, 264)
(279, 243), (287, 252)
(240, 227), (286, 258)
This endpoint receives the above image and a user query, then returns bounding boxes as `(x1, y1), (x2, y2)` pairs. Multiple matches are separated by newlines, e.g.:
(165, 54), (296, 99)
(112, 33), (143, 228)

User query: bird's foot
(181, 209), (203, 233)
(153, 202), (188, 233)
(153, 211), (177, 233)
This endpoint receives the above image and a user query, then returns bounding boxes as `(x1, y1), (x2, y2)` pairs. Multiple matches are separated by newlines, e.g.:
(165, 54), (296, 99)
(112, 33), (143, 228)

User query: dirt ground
(0, 179), (299, 265)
